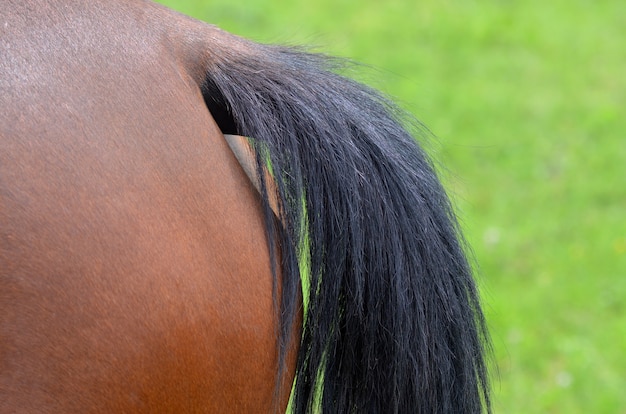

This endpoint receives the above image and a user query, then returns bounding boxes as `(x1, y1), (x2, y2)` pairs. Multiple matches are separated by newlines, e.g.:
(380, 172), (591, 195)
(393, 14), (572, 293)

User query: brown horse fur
(1, 1), (297, 412)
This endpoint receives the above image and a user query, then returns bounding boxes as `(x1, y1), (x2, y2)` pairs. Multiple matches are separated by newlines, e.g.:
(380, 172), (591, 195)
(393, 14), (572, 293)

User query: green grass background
(156, 1), (625, 412)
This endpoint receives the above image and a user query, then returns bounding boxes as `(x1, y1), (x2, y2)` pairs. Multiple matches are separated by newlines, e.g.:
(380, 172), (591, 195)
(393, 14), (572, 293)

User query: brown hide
(0, 0), (295, 412)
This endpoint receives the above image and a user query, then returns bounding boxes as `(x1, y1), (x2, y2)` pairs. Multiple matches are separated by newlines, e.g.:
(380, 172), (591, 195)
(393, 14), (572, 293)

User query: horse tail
(200, 34), (491, 413)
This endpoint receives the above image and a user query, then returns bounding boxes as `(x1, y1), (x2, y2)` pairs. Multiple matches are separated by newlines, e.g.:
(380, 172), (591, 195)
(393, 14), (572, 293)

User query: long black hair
(201, 35), (491, 413)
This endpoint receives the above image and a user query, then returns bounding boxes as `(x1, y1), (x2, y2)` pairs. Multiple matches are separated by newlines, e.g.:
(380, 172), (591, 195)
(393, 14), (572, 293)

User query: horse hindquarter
(0, 1), (293, 412)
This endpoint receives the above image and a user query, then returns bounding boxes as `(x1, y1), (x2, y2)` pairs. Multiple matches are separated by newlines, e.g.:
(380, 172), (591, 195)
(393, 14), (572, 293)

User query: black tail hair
(201, 35), (491, 413)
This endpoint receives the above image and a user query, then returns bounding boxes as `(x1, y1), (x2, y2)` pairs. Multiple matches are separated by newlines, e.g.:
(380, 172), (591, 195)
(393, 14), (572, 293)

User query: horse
(0, 0), (491, 412)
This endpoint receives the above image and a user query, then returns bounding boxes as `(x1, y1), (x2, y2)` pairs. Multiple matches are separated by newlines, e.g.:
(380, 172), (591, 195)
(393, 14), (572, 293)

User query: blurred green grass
(156, 1), (626, 412)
